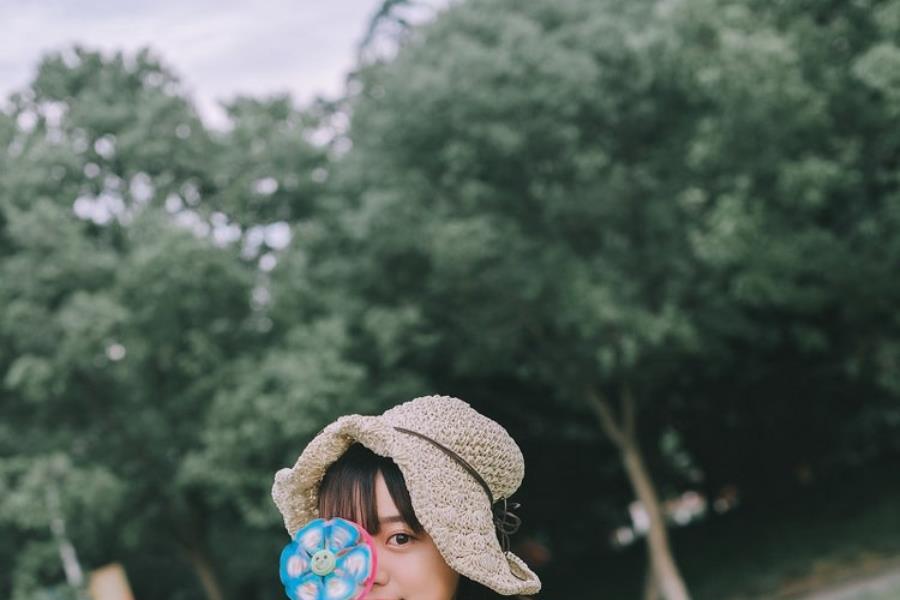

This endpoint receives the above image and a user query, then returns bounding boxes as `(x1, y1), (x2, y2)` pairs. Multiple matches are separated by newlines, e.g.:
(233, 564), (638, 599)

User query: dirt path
(795, 569), (900, 600)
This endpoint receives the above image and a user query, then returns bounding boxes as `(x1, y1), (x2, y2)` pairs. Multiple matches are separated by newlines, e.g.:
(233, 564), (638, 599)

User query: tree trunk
(622, 442), (690, 600)
(173, 515), (226, 600)
(46, 482), (89, 600)
(182, 541), (226, 600)
(589, 387), (691, 600)
(643, 566), (662, 600)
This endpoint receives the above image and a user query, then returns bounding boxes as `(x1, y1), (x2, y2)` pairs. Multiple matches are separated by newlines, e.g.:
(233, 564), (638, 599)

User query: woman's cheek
(418, 544), (460, 599)
(391, 546), (432, 594)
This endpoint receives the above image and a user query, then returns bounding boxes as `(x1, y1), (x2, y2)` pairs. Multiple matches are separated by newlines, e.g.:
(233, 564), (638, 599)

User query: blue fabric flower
(280, 518), (376, 600)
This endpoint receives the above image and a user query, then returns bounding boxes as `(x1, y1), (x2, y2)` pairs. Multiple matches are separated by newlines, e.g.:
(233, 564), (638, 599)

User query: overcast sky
(0, 0), (445, 127)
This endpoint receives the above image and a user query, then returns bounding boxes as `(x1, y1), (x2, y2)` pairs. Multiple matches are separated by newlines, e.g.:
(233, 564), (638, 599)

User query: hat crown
(381, 395), (525, 500)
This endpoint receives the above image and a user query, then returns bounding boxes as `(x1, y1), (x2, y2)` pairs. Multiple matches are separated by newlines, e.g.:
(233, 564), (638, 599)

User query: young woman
(272, 395), (542, 599)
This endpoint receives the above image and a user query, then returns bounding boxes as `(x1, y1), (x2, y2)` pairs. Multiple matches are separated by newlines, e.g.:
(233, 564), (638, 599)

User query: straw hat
(272, 395), (542, 596)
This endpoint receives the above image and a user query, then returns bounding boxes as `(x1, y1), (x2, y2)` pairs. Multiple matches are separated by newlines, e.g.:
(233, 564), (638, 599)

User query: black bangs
(317, 443), (424, 535)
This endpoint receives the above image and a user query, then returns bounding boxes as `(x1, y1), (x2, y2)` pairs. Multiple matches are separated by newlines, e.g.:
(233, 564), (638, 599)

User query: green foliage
(182, 317), (371, 528)
(3, 0), (900, 597)
(0, 47), (328, 599)
(210, 95), (329, 225)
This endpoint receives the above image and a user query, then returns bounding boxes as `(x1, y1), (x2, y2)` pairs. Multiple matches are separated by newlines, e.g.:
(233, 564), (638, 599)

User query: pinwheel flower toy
(279, 517), (377, 600)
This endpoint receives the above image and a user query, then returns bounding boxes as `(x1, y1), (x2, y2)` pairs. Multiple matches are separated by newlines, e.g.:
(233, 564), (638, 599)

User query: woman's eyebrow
(377, 514), (407, 525)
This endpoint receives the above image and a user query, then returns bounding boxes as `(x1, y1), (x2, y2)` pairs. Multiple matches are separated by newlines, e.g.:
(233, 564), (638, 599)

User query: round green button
(310, 549), (336, 576)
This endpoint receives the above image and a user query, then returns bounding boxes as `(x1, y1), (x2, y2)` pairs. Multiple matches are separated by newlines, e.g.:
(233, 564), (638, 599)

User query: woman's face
(367, 471), (460, 600)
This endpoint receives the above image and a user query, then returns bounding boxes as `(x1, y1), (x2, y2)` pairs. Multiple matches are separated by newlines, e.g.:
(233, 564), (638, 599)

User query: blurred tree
(657, 0), (900, 500)
(0, 48), (340, 600)
(297, 1), (701, 597)
(0, 207), (257, 600)
(287, 0), (900, 597)
(1, 46), (212, 218)
(209, 95), (329, 227)
(4, 0), (900, 598)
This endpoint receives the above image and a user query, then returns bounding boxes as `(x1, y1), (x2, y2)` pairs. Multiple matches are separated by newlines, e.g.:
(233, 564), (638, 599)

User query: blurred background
(2, 0), (900, 599)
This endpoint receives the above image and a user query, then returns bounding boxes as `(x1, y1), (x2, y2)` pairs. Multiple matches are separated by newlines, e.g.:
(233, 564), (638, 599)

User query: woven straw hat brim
(272, 413), (541, 596)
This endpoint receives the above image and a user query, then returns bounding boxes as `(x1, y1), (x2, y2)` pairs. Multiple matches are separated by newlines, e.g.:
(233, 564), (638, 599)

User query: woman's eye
(389, 533), (413, 546)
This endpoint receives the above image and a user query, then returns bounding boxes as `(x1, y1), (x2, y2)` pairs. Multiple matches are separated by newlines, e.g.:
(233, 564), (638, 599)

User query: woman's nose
(371, 551), (389, 586)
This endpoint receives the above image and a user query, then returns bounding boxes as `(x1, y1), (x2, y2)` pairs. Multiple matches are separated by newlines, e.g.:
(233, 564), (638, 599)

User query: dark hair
(317, 443), (512, 600)
(318, 442), (424, 535)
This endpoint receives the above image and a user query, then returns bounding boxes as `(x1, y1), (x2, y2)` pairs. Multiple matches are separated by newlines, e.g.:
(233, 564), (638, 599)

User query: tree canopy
(2, 0), (900, 598)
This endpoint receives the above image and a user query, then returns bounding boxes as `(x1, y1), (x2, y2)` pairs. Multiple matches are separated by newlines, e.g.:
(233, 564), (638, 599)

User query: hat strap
(393, 427), (522, 553)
